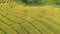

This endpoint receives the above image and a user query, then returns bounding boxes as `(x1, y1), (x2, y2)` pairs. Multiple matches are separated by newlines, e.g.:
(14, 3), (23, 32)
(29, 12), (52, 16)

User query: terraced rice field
(0, 0), (60, 34)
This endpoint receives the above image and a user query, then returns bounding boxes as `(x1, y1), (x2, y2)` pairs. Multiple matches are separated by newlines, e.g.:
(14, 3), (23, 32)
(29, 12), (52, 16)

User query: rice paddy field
(0, 0), (60, 34)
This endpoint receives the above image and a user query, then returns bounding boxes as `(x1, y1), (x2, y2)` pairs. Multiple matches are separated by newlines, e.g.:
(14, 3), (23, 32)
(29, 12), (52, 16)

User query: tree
(22, 0), (41, 5)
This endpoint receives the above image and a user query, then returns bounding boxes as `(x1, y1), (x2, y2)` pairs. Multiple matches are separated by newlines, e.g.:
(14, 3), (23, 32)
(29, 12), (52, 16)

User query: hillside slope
(0, 0), (60, 34)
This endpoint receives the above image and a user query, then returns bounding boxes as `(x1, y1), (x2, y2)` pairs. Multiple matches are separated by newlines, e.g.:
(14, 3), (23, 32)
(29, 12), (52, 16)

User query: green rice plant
(0, 0), (60, 34)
